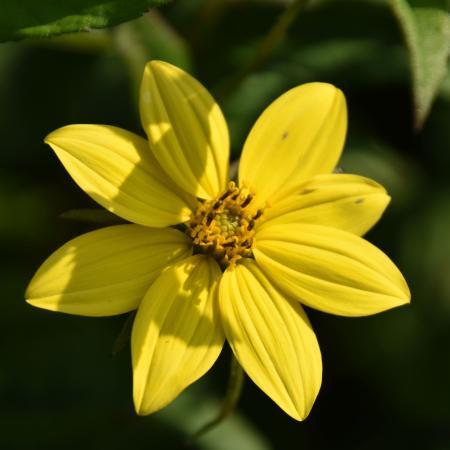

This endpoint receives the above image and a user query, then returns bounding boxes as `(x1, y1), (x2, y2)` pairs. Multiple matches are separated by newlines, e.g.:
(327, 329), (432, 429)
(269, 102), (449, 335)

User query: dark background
(1, 1), (449, 449)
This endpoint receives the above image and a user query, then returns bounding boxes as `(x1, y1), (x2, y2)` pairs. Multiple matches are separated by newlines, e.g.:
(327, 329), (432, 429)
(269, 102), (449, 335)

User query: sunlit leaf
(0, 0), (170, 42)
(390, 0), (450, 129)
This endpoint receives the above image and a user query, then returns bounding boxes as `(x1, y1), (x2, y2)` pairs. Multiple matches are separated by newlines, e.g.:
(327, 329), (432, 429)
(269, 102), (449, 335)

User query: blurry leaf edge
(389, 0), (450, 129)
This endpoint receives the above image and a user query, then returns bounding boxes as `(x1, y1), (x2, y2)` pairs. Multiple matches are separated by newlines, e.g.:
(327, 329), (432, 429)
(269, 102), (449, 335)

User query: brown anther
(218, 189), (232, 202)
(241, 195), (253, 208)
(253, 209), (263, 220)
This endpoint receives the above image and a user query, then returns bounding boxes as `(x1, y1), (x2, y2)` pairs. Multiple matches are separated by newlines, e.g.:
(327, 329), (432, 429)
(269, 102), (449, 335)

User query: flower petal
(258, 174), (390, 236)
(140, 60), (229, 199)
(26, 225), (192, 316)
(254, 223), (410, 317)
(46, 124), (195, 228)
(239, 83), (347, 207)
(219, 259), (322, 421)
(132, 255), (224, 415)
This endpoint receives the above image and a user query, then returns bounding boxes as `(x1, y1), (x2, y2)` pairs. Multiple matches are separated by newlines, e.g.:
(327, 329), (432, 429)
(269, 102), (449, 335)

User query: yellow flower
(26, 60), (410, 420)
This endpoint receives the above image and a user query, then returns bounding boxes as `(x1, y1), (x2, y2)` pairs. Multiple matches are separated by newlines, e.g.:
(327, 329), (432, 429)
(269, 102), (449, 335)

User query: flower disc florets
(187, 182), (263, 268)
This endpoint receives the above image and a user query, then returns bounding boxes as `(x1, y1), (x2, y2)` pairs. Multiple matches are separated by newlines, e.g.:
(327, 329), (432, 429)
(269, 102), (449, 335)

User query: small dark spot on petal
(281, 131), (289, 140)
(355, 198), (364, 204)
(300, 188), (316, 195)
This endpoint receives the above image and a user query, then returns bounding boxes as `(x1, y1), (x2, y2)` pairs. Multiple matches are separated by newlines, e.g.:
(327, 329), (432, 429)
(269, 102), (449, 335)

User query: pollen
(187, 182), (264, 268)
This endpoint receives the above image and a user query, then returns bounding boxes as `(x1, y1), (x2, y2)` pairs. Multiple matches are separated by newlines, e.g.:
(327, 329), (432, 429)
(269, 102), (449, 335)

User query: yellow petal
(46, 124), (196, 228)
(219, 259), (322, 421)
(132, 255), (224, 415)
(140, 60), (229, 199)
(258, 174), (390, 236)
(239, 83), (347, 207)
(254, 224), (410, 317)
(26, 225), (192, 316)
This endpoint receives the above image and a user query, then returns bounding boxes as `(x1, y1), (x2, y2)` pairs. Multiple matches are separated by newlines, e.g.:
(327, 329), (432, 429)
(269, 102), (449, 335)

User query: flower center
(187, 182), (263, 268)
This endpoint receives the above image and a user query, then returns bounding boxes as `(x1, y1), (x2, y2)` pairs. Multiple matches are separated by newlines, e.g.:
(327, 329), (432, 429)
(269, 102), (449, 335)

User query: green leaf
(0, 0), (169, 42)
(390, 0), (450, 129)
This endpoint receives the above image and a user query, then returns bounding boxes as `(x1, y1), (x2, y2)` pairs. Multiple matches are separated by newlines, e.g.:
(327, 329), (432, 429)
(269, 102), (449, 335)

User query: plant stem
(187, 353), (245, 443)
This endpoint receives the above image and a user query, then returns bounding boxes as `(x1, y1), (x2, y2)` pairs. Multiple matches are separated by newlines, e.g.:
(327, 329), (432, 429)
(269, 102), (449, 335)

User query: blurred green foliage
(1, 0), (449, 449)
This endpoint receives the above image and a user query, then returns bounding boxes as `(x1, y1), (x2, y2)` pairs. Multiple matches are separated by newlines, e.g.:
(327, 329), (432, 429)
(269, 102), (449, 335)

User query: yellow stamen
(187, 182), (264, 268)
